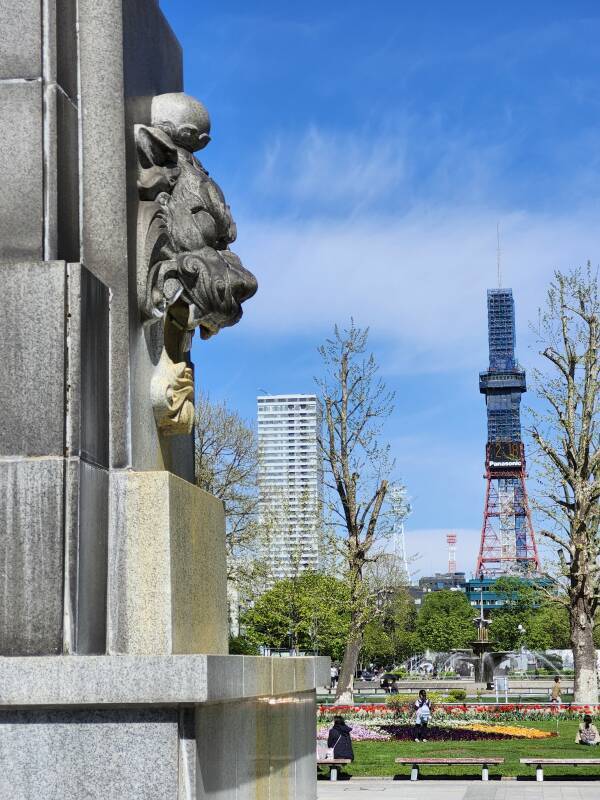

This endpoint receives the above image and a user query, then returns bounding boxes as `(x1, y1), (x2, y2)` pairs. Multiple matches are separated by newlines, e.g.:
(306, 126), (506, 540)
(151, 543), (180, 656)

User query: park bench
(520, 757), (600, 782)
(395, 756), (504, 781)
(317, 758), (352, 781)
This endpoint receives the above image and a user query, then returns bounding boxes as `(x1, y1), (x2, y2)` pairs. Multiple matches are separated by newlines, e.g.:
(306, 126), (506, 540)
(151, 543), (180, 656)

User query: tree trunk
(334, 634), (362, 706)
(571, 596), (598, 704)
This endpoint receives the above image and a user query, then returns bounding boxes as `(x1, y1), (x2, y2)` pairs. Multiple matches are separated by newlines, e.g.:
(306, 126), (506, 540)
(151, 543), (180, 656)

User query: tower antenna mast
(496, 222), (502, 289)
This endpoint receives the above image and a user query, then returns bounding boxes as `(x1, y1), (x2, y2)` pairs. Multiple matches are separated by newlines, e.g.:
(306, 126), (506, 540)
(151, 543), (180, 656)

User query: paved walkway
(317, 780), (600, 799)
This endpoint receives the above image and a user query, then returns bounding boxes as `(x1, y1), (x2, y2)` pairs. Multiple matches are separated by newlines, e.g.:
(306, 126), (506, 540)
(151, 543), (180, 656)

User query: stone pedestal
(0, 655), (329, 799)
(0, 0), (325, 796)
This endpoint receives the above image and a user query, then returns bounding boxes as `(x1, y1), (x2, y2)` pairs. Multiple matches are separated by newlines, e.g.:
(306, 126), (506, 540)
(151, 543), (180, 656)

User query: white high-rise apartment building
(257, 394), (322, 580)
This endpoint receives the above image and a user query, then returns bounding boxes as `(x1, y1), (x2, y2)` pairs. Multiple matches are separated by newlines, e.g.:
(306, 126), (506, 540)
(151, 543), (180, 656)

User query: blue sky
(160, 0), (600, 577)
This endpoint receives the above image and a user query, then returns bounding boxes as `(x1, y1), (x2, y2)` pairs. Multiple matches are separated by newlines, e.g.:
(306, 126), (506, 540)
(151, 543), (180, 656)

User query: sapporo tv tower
(475, 287), (540, 577)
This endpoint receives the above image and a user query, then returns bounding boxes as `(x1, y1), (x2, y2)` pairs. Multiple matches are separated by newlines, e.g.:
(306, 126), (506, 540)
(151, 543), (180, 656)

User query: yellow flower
(462, 723), (553, 739)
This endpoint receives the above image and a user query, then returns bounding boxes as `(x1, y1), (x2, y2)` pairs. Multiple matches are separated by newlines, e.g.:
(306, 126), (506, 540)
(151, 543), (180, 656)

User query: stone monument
(0, 1), (327, 797)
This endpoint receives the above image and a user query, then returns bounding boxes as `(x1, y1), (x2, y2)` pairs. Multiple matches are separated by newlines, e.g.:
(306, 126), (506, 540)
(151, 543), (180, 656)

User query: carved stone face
(170, 248), (258, 339)
(157, 153), (236, 255)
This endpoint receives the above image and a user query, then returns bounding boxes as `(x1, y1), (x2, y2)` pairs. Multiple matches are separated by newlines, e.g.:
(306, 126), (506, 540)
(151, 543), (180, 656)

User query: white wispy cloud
(236, 206), (600, 374)
(256, 125), (408, 210)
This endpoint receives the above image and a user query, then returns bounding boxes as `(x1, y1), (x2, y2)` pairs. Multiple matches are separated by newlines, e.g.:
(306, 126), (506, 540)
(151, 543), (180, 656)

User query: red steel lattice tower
(475, 289), (540, 577)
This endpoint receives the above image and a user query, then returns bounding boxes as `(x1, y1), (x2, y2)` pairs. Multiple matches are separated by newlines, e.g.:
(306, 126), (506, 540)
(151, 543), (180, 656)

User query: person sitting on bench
(328, 716), (354, 761)
(575, 714), (600, 746)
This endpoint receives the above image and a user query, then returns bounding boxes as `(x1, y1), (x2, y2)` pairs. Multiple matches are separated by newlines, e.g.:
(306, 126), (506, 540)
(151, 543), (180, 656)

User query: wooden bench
(395, 757), (504, 781)
(520, 757), (600, 782)
(317, 759), (352, 781)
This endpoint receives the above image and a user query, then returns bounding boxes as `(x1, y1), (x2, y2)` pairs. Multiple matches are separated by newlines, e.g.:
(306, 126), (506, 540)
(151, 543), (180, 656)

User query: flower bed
(457, 723), (554, 739)
(379, 724), (519, 741)
(317, 720), (556, 742)
(317, 724), (389, 742)
(318, 703), (600, 724)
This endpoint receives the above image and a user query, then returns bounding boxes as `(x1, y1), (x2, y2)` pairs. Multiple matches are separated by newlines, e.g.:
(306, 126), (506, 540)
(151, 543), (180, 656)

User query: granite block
(272, 658), (296, 696)
(205, 655), (243, 702)
(169, 475), (227, 654)
(76, 460), (109, 654)
(0, 655), (318, 708)
(55, 88), (80, 261)
(195, 702), (238, 798)
(108, 471), (228, 655)
(0, 458), (64, 655)
(55, 0), (79, 100)
(0, 655), (208, 707)
(268, 695), (296, 799)
(0, 261), (65, 456)
(43, 85), (80, 264)
(0, 0), (42, 78)
(242, 656), (273, 697)
(77, 0), (131, 467)
(294, 656), (315, 693)
(294, 691), (318, 798)
(80, 267), (110, 467)
(233, 697), (270, 800)
(108, 471), (173, 655)
(195, 692), (316, 799)
(0, 709), (179, 800)
(315, 655), (331, 689)
(0, 81), (43, 261)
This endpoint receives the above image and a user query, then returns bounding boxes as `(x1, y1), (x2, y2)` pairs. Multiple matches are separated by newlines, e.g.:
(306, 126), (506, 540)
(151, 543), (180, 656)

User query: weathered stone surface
(0, 0), (42, 78)
(63, 458), (110, 655)
(108, 471), (228, 655)
(79, 267), (110, 468)
(195, 692), (317, 800)
(77, 0), (131, 468)
(273, 657), (297, 696)
(0, 655), (327, 706)
(75, 461), (109, 654)
(0, 709), (179, 800)
(0, 261), (65, 456)
(0, 459), (64, 655)
(54, 87), (80, 262)
(43, 85), (80, 262)
(0, 81), (43, 261)
(169, 474), (228, 654)
(54, 0), (79, 100)
(242, 655), (272, 697)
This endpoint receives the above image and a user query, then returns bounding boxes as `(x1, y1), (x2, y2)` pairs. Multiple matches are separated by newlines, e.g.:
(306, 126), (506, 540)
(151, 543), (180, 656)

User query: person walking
(327, 716), (354, 761)
(551, 675), (562, 704)
(576, 714), (600, 745)
(330, 665), (339, 691)
(414, 689), (432, 742)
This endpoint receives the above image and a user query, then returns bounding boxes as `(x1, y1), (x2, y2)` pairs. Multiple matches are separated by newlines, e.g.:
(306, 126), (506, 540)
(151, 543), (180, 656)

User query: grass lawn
(319, 721), (600, 780)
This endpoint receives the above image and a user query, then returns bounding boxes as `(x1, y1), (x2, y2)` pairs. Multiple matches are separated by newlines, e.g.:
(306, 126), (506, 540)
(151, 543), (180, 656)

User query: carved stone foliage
(136, 93), (258, 435)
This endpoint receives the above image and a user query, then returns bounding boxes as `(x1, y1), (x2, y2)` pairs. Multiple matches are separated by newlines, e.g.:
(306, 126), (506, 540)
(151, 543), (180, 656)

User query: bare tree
(316, 322), (397, 704)
(194, 395), (264, 585)
(529, 266), (600, 703)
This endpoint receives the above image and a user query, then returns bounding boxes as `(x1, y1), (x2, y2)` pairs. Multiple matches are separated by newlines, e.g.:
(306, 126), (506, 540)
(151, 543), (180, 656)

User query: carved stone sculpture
(136, 93), (257, 434)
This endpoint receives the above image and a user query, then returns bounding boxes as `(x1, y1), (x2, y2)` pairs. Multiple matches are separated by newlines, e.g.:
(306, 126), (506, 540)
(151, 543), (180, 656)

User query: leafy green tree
(359, 588), (419, 666)
(415, 590), (474, 651)
(489, 577), (538, 651)
(228, 635), (259, 655)
(241, 572), (350, 659)
(527, 603), (570, 650)
(361, 620), (395, 666)
(488, 578), (570, 651)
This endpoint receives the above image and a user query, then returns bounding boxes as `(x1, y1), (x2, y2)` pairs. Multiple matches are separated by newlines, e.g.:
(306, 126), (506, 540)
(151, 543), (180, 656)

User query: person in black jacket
(327, 716), (354, 761)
